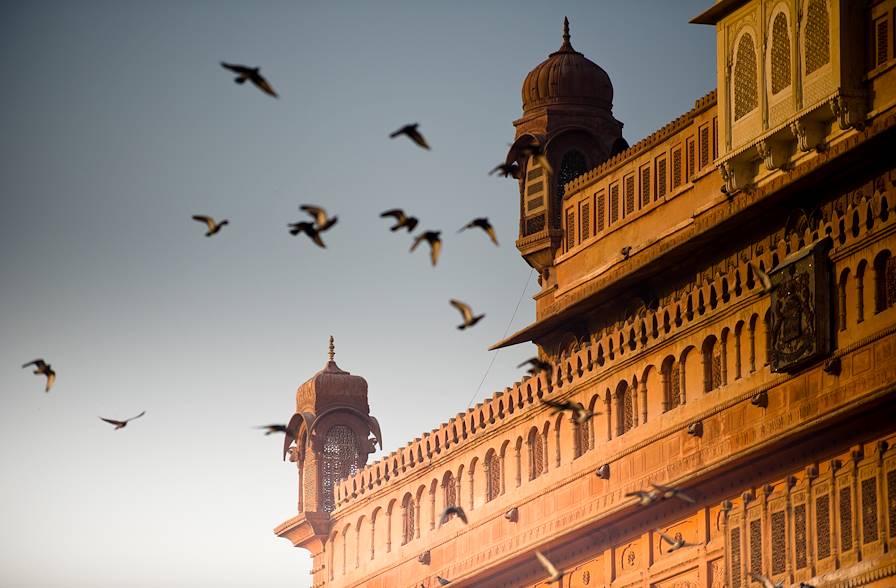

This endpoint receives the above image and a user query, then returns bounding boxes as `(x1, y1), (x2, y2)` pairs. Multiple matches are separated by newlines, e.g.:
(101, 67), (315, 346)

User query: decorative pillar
(720, 336), (728, 386)
(679, 360), (688, 405)
(735, 329), (742, 379)
(514, 444), (522, 488)
(660, 369), (670, 412)
(605, 394), (613, 441)
(639, 379), (647, 425)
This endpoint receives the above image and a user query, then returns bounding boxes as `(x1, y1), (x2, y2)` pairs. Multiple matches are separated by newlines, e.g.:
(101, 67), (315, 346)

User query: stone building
(276, 1), (896, 586)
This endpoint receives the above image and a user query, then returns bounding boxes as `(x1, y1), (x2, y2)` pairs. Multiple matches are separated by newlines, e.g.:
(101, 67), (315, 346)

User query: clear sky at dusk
(0, 1), (715, 586)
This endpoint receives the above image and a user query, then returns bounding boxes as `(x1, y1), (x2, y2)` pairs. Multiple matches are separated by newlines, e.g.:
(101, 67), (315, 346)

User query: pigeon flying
(458, 217), (498, 246)
(489, 162), (519, 178)
(650, 482), (695, 504)
(380, 209), (419, 232)
(410, 231), (442, 266)
(517, 357), (552, 376)
(192, 215), (229, 237)
(389, 123), (430, 150)
(656, 530), (699, 552)
(534, 550), (563, 583)
(288, 222), (326, 248)
(518, 142), (552, 174)
(300, 205), (338, 231)
(749, 572), (783, 588)
(22, 359), (55, 392)
(220, 62), (278, 97)
(100, 411), (146, 430)
(438, 505), (468, 526)
(541, 398), (597, 424)
(256, 424), (288, 435)
(450, 299), (485, 330)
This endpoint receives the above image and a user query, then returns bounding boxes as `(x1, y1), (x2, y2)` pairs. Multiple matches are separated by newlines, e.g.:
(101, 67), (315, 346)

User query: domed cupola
(507, 18), (625, 277)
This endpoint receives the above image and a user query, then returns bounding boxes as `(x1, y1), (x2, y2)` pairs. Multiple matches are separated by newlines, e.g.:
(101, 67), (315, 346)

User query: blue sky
(0, 2), (715, 586)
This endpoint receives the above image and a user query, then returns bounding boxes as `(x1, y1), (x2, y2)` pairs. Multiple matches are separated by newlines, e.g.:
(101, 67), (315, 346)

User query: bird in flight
(534, 550), (563, 583)
(192, 215), (229, 237)
(380, 209), (419, 232)
(626, 489), (661, 506)
(517, 357), (552, 376)
(749, 572), (783, 588)
(220, 62), (278, 98)
(22, 359), (55, 392)
(390, 123), (429, 150)
(489, 162), (519, 178)
(410, 231), (442, 266)
(288, 222), (326, 248)
(656, 530), (700, 553)
(749, 261), (774, 293)
(541, 399), (597, 424)
(300, 205), (338, 231)
(99, 411), (146, 430)
(651, 482), (695, 504)
(256, 424), (287, 435)
(438, 505), (468, 526)
(458, 218), (498, 246)
(518, 142), (552, 174)
(450, 299), (485, 330)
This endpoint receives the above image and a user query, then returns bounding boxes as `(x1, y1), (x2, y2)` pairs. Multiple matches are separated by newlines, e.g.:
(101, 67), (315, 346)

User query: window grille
(862, 477), (879, 544)
(443, 473), (457, 517)
(581, 202), (591, 241)
(730, 528), (742, 588)
(888, 469), (896, 538)
(557, 150), (587, 199)
(817, 494), (831, 559)
(771, 510), (786, 573)
(795, 503), (808, 568)
(669, 364), (681, 409)
(597, 193), (606, 232)
(527, 167), (543, 181)
(886, 256), (896, 308)
(672, 148), (682, 189)
(624, 175), (635, 215)
(805, 0), (830, 75)
(566, 210), (575, 251)
(734, 33), (758, 120)
(712, 348), (722, 390)
(840, 486), (853, 550)
(750, 518), (762, 578)
(623, 390), (633, 433)
(610, 184), (620, 224)
(401, 494), (415, 545)
(771, 13), (792, 94)
(656, 158), (667, 200)
(686, 138), (695, 180)
(528, 429), (544, 481)
(640, 166), (650, 206)
(526, 214), (545, 235)
(712, 117), (718, 158)
(700, 127), (710, 169)
(876, 17), (890, 68)
(485, 451), (501, 502)
(321, 425), (360, 513)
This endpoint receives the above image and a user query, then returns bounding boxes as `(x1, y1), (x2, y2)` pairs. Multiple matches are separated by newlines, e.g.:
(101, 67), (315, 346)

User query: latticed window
(624, 175), (635, 215)
(401, 494), (415, 545)
(840, 486), (853, 550)
(749, 519), (762, 578)
(712, 117), (718, 158)
(875, 16), (890, 68)
(581, 202), (591, 241)
(610, 184), (620, 224)
(771, 510), (786, 574)
(528, 429), (544, 481)
(734, 33), (758, 120)
(619, 388), (634, 434)
(887, 469), (896, 538)
(640, 166), (650, 206)
(699, 127), (710, 169)
(876, 254), (896, 310)
(321, 425), (360, 513)
(565, 210), (575, 251)
(805, 0), (830, 74)
(862, 477), (879, 544)
(672, 148), (682, 189)
(443, 472), (457, 516)
(730, 528), (742, 588)
(704, 338), (722, 393)
(668, 364), (681, 410)
(686, 138), (695, 180)
(656, 157), (667, 200)
(795, 503), (808, 568)
(485, 450), (501, 502)
(596, 192), (606, 232)
(557, 150), (588, 199)
(817, 494), (832, 559)
(771, 12), (792, 94)
(574, 416), (590, 458)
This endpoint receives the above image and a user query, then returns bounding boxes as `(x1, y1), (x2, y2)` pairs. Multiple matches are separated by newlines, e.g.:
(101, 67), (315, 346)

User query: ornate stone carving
(768, 238), (832, 372)
(720, 157), (756, 194)
(830, 91), (868, 131)
(789, 117), (826, 152)
(757, 138), (791, 171)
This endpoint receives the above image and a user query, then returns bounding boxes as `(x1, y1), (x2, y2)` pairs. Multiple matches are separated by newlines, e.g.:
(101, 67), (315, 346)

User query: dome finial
(557, 16), (574, 52)
(328, 335), (335, 362)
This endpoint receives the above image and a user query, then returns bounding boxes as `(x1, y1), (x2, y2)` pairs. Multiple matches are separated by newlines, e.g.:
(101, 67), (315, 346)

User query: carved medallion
(768, 238), (832, 372)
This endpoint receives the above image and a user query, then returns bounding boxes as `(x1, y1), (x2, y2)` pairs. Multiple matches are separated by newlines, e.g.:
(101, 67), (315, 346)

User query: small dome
(296, 337), (368, 411)
(522, 18), (613, 112)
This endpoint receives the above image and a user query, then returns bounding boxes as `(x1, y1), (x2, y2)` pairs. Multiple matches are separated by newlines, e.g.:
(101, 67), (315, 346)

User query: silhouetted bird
(489, 162), (519, 178)
(192, 215), (229, 237)
(438, 505), (468, 526)
(300, 205), (338, 231)
(651, 482), (695, 504)
(256, 424), (288, 435)
(220, 62), (278, 97)
(518, 142), (552, 175)
(656, 530), (699, 553)
(390, 123), (429, 150)
(517, 357), (552, 376)
(458, 218), (498, 246)
(626, 489), (661, 506)
(22, 359), (55, 392)
(99, 411), (146, 430)
(749, 261), (774, 293)
(410, 231), (442, 266)
(380, 209), (419, 232)
(288, 222), (326, 248)
(749, 572), (783, 588)
(534, 550), (563, 583)
(541, 399), (597, 424)
(450, 299), (485, 330)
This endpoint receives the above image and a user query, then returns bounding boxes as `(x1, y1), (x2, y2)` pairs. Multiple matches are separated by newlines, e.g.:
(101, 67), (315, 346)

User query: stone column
(720, 336), (728, 386)
(660, 369), (670, 412)
(429, 489), (436, 531)
(639, 379), (647, 425)
(514, 444), (522, 488)
(734, 329), (742, 379)
(679, 360), (688, 405)
(605, 394), (613, 441)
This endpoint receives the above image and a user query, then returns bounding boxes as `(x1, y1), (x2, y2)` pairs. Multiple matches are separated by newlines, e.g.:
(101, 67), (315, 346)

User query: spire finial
(328, 335), (335, 362)
(563, 16), (570, 44)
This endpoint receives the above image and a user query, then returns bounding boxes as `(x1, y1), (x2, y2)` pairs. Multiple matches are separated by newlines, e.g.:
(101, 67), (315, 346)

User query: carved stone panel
(768, 238), (832, 373)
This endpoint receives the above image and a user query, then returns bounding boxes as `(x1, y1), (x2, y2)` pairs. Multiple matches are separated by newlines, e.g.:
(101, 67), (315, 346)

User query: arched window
(557, 150), (588, 199)
(662, 358), (681, 411)
(401, 493), (415, 545)
(321, 425), (360, 513)
(770, 12), (792, 94)
(442, 471), (457, 517)
(734, 32), (758, 121)
(615, 382), (633, 436)
(484, 450), (501, 501)
(805, 0), (830, 75)
(703, 336), (722, 392)
(574, 409), (591, 458)
(873, 250), (895, 312)
(527, 427), (544, 481)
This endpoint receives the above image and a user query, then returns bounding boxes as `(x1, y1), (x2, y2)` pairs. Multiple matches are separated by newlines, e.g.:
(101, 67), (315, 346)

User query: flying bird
(436, 577), (451, 586)
(438, 505), (468, 526)
(256, 424), (287, 435)
(380, 209), (419, 232)
(517, 357), (553, 376)
(749, 572), (783, 588)
(656, 530), (700, 553)
(220, 62), (278, 97)
(192, 215), (229, 237)
(749, 261), (774, 293)
(489, 162), (519, 178)
(534, 550), (563, 583)
(651, 482), (695, 504)
(300, 205), (338, 231)
(410, 231), (442, 266)
(288, 222), (326, 248)
(458, 218), (498, 246)
(450, 299), (485, 330)
(99, 411), (146, 430)
(22, 359), (55, 392)
(390, 123), (430, 150)
(518, 142), (552, 175)
(541, 398), (597, 424)
(626, 489), (661, 506)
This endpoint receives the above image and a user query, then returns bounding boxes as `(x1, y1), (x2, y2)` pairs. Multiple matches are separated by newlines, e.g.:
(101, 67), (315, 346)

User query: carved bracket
(751, 390), (768, 408)
(504, 507), (519, 522)
(417, 550), (431, 565)
(596, 464), (610, 479)
(720, 158), (757, 194)
(757, 138), (791, 171)
(789, 118), (826, 152)
(830, 91), (868, 131)
(687, 421), (703, 437)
